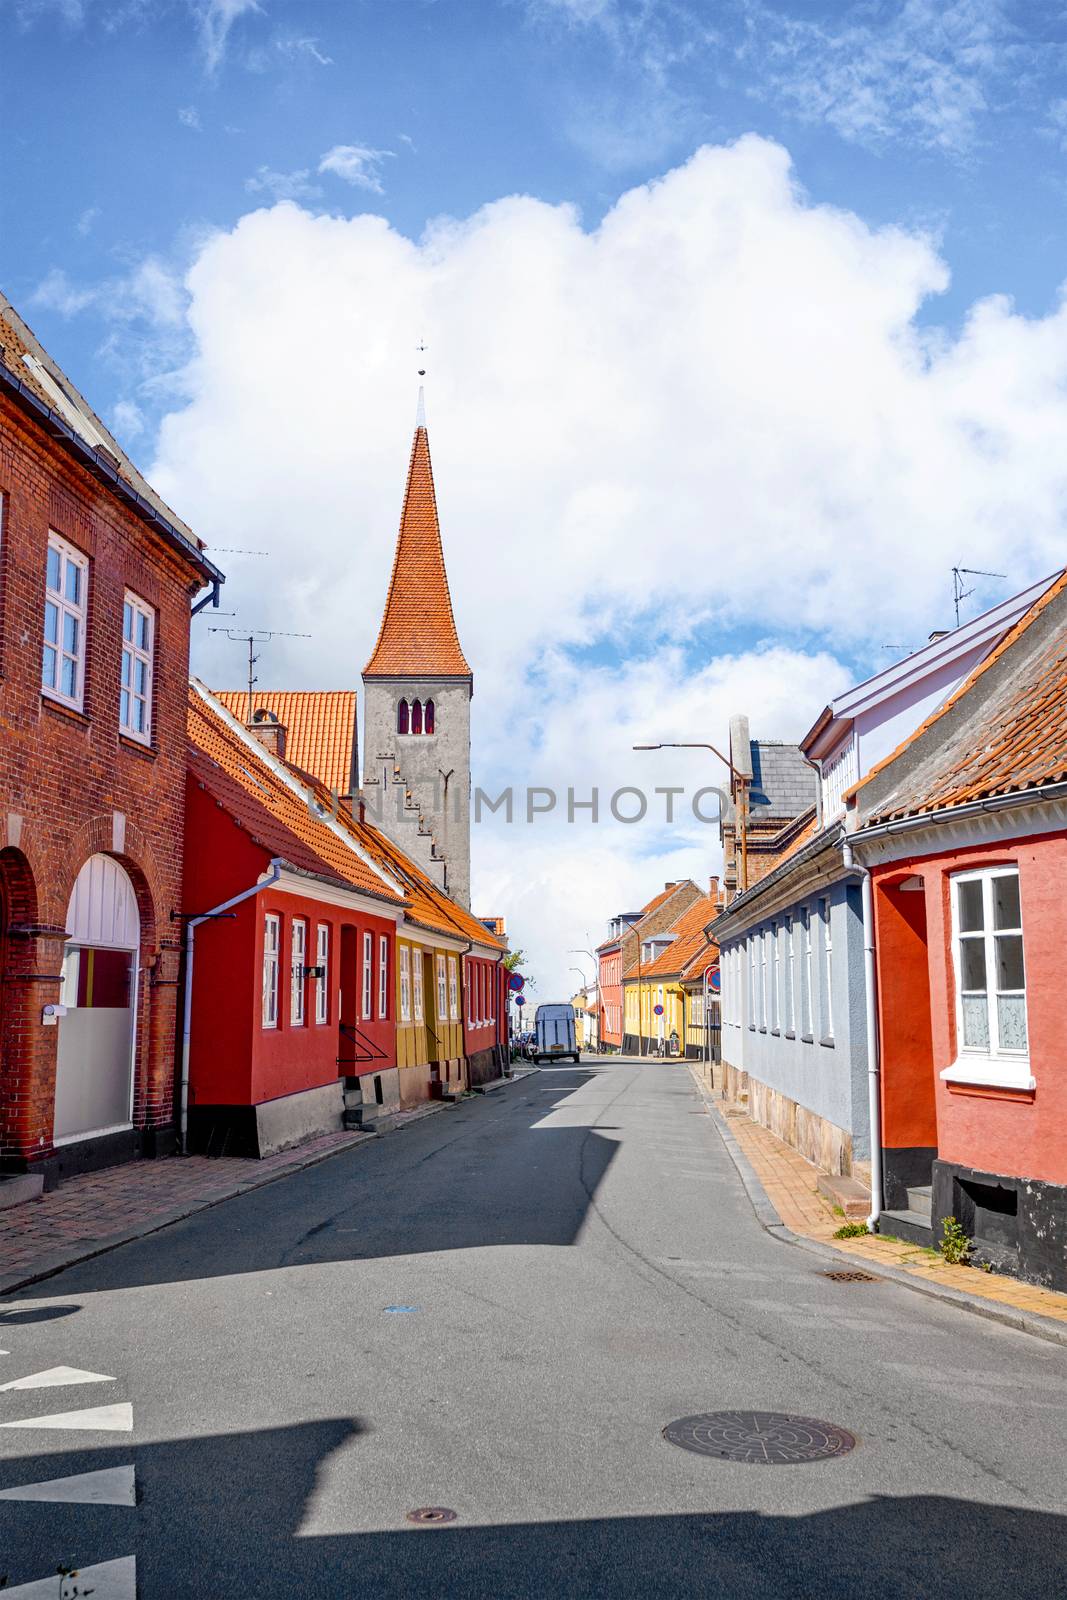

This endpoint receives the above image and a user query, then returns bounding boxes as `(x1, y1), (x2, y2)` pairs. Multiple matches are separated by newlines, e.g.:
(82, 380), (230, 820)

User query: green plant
(939, 1216), (971, 1265)
(831, 1204), (845, 1218)
(833, 1221), (869, 1239)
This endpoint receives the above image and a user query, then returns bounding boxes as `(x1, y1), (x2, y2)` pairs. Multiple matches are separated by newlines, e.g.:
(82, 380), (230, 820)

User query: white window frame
(378, 934), (388, 1020)
(413, 951), (424, 1022)
(400, 944), (411, 1022)
(820, 897), (833, 1041)
(262, 913), (280, 1028)
(120, 589), (154, 744)
(945, 866), (1033, 1090)
(362, 931), (372, 1020)
(747, 939), (756, 1029)
(759, 931), (768, 1030)
(801, 907), (813, 1037)
(784, 915), (795, 1033)
(448, 955), (459, 1021)
(315, 923), (329, 1024)
(290, 918), (307, 1026)
(43, 532), (88, 711)
(437, 954), (448, 1022)
(770, 922), (780, 1032)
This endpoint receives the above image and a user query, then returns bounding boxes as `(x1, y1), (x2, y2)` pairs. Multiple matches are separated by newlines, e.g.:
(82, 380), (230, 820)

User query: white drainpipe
(179, 858), (284, 1152)
(842, 837), (882, 1232)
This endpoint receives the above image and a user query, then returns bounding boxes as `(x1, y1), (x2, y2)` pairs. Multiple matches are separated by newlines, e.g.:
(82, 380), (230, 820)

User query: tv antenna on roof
(208, 628), (311, 726)
(952, 565), (1005, 629)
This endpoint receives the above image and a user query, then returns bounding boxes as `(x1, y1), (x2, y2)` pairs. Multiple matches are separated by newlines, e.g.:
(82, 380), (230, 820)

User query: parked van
(534, 1003), (580, 1063)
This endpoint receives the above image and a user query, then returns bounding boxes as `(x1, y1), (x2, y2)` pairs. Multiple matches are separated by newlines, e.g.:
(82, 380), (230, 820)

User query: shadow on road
(0, 1419), (1062, 1598)
(20, 1066), (629, 1297)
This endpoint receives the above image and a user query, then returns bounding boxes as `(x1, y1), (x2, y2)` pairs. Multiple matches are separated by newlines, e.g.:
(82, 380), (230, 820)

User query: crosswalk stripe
(2, 1555), (136, 1597)
(0, 1402), (132, 1432)
(0, 1463), (135, 1506)
(0, 1366), (115, 1392)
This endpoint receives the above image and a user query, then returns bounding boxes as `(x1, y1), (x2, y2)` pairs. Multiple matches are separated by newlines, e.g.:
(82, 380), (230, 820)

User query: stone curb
(687, 1066), (1067, 1352)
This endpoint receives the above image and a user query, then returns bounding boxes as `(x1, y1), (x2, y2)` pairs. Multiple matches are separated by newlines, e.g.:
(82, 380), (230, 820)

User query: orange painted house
(852, 570), (1067, 1289)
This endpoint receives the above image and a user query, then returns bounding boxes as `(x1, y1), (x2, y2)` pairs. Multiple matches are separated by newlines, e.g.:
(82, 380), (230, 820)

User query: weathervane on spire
(415, 335), (427, 427)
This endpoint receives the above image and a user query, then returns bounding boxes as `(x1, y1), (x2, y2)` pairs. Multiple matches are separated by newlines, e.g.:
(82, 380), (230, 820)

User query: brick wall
(0, 396), (203, 1176)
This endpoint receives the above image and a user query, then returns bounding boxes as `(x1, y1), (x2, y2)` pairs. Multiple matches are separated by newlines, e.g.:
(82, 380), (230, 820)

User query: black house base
(931, 1158), (1067, 1292)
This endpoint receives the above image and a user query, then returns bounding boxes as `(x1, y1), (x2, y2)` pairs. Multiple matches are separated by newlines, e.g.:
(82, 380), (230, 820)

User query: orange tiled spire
(363, 395), (472, 678)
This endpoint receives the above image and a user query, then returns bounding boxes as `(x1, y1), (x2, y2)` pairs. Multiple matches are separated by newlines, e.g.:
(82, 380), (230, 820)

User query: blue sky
(5, 0), (1067, 987)
(7, 0), (1067, 405)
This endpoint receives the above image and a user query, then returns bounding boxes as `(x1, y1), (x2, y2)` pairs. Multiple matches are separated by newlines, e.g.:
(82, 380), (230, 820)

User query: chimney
(928, 630), (949, 643)
(708, 874), (720, 906)
(247, 709), (286, 761)
(664, 881), (676, 890)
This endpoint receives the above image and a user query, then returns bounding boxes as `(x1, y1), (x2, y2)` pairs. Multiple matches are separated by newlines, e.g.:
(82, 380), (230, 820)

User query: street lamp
(569, 946), (601, 1056)
(633, 740), (749, 893)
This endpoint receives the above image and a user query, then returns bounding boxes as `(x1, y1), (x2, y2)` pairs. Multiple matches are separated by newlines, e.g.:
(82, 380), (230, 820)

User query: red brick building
(0, 294), (223, 1188)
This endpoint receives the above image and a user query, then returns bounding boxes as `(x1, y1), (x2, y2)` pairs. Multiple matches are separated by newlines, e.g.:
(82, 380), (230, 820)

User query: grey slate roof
(748, 741), (817, 823)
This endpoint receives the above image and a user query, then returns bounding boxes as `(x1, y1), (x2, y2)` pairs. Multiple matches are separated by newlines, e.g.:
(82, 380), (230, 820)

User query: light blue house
(712, 572), (1059, 1186)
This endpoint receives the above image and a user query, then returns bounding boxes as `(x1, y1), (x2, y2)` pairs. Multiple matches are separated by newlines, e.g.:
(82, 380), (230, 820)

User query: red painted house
(0, 293), (223, 1190)
(851, 570), (1067, 1290)
(184, 682), (407, 1153)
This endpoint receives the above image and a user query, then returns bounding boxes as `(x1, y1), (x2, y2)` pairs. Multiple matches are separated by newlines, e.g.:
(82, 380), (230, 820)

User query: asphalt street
(0, 1057), (1065, 1598)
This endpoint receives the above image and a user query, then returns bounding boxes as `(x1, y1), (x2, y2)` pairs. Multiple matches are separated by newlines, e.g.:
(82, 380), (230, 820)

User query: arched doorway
(54, 855), (140, 1144)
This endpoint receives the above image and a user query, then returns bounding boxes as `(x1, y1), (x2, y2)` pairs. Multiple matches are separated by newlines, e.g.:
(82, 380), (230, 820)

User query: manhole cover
(663, 1411), (857, 1465)
(823, 1270), (879, 1283)
(406, 1507), (457, 1524)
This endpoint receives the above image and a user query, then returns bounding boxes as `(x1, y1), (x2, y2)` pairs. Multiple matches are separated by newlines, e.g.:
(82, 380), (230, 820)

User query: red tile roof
(214, 690), (356, 796)
(857, 570), (1067, 824)
(188, 686), (403, 906)
(643, 892), (720, 979)
(363, 424), (471, 678)
(190, 684), (504, 951)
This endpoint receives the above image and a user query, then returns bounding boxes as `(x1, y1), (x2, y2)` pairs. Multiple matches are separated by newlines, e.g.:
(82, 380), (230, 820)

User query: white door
(54, 856), (140, 1144)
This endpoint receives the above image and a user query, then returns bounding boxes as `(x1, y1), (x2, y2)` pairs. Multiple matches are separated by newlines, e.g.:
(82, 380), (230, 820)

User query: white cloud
(31, 255), (185, 329)
(193, 0), (260, 74)
(75, 205), (100, 235)
(110, 398), (146, 439)
(274, 36), (333, 66)
(147, 136), (1067, 993)
(244, 167), (323, 203)
(30, 267), (96, 316)
(318, 144), (394, 195)
(178, 105), (202, 131)
(743, 0), (1021, 156)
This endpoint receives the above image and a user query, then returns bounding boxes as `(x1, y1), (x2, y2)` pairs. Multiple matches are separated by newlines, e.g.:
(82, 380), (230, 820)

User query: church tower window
(411, 699), (423, 735)
(424, 699), (435, 735)
(397, 699), (409, 735)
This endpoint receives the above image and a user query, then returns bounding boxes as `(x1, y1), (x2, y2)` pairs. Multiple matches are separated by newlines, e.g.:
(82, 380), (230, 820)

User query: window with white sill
(43, 533), (88, 710)
(120, 591), (154, 743)
(947, 867), (1032, 1088)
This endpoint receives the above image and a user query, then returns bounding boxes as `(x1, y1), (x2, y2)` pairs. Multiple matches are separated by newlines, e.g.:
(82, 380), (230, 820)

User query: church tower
(361, 394), (473, 907)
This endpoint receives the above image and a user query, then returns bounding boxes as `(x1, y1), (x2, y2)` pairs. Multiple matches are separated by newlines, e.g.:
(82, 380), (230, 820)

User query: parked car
(533, 1003), (580, 1064)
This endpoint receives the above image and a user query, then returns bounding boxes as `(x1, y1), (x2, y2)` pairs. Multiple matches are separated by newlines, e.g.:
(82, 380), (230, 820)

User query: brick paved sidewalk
(690, 1065), (1067, 1335)
(0, 1129), (374, 1296)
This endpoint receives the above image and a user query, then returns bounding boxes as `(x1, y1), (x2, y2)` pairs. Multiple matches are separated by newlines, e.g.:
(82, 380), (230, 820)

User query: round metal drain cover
(406, 1506), (458, 1524)
(663, 1411), (856, 1465)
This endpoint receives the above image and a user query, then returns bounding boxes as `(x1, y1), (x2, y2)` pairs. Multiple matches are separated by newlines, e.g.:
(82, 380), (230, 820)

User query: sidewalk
(0, 1129), (373, 1297)
(690, 1065), (1067, 1345)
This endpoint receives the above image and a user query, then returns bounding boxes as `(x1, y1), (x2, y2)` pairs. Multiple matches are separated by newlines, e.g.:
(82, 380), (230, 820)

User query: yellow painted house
(623, 889), (719, 1057)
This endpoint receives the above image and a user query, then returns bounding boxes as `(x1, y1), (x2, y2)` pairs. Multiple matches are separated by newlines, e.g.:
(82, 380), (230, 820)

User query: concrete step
(471, 1076), (508, 1094)
(879, 1208), (934, 1248)
(343, 1108), (398, 1135)
(907, 1184), (933, 1219)
(0, 1173), (44, 1210)
(816, 1171), (871, 1220)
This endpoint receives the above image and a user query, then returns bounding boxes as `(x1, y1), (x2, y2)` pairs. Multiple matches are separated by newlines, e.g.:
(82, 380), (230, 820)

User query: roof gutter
(0, 356), (224, 593)
(852, 781), (1067, 848)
